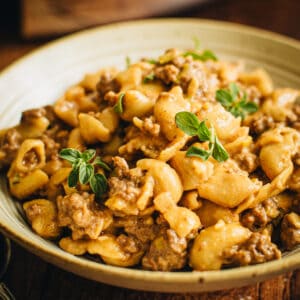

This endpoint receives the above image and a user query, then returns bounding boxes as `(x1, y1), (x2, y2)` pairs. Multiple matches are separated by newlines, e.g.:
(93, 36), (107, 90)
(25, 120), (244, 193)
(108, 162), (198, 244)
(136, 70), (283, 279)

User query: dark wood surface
(21, 0), (207, 38)
(1, 0), (300, 299)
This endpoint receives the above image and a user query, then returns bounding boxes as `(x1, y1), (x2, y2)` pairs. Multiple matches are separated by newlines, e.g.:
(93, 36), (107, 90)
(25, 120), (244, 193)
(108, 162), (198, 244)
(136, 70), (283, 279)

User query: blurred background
(2, 0), (300, 38)
(1, 0), (299, 70)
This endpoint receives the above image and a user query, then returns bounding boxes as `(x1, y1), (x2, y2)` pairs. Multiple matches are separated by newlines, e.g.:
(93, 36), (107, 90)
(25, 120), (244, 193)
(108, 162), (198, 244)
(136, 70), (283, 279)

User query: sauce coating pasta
(0, 47), (299, 271)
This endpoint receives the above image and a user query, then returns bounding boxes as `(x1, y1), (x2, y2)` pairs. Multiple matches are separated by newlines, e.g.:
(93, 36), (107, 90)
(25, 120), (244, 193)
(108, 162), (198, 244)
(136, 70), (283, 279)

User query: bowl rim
(0, 18), (300, 287)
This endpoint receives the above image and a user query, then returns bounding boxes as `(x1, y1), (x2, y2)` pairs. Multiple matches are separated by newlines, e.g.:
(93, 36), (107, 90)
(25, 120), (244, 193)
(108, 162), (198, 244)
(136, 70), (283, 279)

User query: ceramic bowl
(0, 19), (299, 292)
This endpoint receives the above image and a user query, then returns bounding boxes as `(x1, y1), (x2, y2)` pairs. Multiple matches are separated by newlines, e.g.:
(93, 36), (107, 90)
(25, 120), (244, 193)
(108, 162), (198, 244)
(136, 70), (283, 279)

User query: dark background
(1, 0), (300, 299)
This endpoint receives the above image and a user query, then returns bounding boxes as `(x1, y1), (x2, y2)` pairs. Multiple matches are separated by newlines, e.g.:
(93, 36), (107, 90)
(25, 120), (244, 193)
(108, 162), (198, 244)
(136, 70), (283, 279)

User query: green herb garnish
(216, 83), (258, 119)
(183, 49), (218, 62)
(143, 72), (155, 83)
(175, 111), (229, 162)
(193, 36), (201, 51)
(59, 148), (111, 197)
(126, 56), (131, 68)
(113, 93), (125, 114)
(147, 59), (158, 64)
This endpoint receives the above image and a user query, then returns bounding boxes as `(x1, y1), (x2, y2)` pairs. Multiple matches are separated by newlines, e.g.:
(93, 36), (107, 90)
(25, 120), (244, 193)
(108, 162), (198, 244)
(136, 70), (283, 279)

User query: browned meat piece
(103, 91), (118, 106)
(222, 232), (281, 266)
(291, 102), (300, 130)
(142, 229), (187, 271)
(40, 134), (60, 160)
(21, 106), (65, 136)
(0, 128), (22, 169)
(249, 115), (275, 136)
(178, 60), (206, 92)
(109, 177), (141, 202)
(108, 156), (144, 202)
(136, 116), (160, 137)
(154, 64), (179, 85)
(280, 212), (300, 250)
(43, 105), (59, 123)
(22, 105), (60, 125)
(96, 72), (120, 99)
(45, 128), (69, 150)
(119, 126), (168, 160)
(232, 148), (259, 173)
(241, 197), (281, 231)
(292, 194), (300, 214)
(293, 153), (300, 166)
(289, 167), (300, 193)
(116, 234), (143, 253)
(57, 192), (112, 240)
(111, 156), (130, 178)
(21, 107), (47, 122)
(114, 215), (159, 244)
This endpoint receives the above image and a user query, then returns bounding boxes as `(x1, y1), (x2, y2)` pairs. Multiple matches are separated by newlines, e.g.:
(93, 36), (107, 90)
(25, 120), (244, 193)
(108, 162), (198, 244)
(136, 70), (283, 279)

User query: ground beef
(111, 156), (130, 178)
(108, 177), (141, 202)
(166, 229), (187, 254)
(0, 128), (22, 169)
(292, 194), (300, 214)
(142, 229), (187, 271)
(108, 156), (144, 202)
(116, 234), (143, 254)
(96, 72), (120, 99)
(103, 91), (118, 106)
(171, 55), (186, 68)
(40, 134), (60, 160)
(57, 192), (109, 240)
(45, 128), (69, 150)
(23, 149), (39, 169)
(44, 105), (59, 123)
(115, 216), (159, 244)
(249, 115), (275, 136)
(119, 128), (168, 161)
(280, 212), (300, 250)
(222, 232), (281, 266)
(137, 116), (160, 137)
(241, 197), (280, 231)
(289, 168), (300, 193)
(289, 102), (300, 130)
(232, 148), (258, 173)
(21, 107), (47, 122)
(25, 202), (45, 220)
(293, 153), (300, 166)
(291, 105), (300, 128)
(179, 60), (206, 92)
(154, 64), (179, 85)
(21, 106), (63, 133)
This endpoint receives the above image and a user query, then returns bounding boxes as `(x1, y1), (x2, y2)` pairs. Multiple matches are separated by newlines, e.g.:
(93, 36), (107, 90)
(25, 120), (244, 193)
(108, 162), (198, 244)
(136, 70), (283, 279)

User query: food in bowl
(0, 46), (299, 272)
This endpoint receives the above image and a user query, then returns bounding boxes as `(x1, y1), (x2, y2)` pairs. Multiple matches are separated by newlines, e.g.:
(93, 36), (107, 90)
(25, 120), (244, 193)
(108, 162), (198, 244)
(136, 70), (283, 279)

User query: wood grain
(21, 0), (210, 38)
(4, 243), (300, 300)
(1, 0), (300, 299)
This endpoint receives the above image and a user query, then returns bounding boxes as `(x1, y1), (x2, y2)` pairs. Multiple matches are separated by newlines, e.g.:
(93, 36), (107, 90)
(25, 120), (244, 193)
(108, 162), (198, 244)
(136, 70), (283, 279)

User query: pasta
(0, 46), (299, 272)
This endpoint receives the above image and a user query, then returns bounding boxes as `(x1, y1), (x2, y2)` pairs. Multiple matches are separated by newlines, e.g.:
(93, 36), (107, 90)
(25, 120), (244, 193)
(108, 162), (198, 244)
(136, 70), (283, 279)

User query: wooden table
(1, 0), (300, 299)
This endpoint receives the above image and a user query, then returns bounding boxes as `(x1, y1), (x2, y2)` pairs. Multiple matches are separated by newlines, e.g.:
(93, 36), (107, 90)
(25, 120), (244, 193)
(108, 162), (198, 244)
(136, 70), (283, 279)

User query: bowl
(0, 19), (299, 293)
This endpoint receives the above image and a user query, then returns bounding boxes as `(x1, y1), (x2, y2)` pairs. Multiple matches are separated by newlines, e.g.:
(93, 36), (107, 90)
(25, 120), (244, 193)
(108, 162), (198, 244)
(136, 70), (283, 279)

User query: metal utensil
(0, 234), (15, 300)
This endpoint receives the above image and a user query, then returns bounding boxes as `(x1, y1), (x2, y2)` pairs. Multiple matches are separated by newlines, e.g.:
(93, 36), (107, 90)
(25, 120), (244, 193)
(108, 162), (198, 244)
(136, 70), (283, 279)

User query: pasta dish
(0, 46), (299, 271)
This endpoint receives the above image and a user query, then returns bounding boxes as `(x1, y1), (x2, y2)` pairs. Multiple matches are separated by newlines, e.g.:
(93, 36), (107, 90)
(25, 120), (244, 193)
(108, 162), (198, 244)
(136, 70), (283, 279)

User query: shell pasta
(0, 46), (299, 271)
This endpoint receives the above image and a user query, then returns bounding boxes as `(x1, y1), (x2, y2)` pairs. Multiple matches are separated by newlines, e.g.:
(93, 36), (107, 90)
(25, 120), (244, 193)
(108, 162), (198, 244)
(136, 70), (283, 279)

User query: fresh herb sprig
(125, 56), (131, 68)
(147, 59), (158, 64)
(59, 148), (111, 197)
(113, 93), (125, 114)
(192, 36), (201, 51)
(175, 112), (229, 162)
(183, 49), (218, 62)
(143, 72), (155, 83)
(216, 83), (258, 119)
